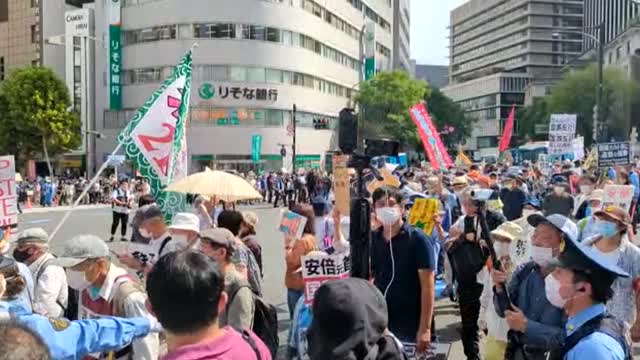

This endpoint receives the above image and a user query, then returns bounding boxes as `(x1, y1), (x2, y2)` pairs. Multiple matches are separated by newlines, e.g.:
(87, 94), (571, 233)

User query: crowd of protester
(0, 158), (638, 360)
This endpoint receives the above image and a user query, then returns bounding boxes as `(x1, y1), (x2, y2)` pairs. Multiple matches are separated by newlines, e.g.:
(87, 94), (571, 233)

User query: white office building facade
(92, 0), (396, 173)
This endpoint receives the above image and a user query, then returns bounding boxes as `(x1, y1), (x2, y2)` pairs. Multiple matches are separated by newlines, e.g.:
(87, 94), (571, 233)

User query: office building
(414, 64), (449, 88)
(92, 0), (400, 173)
(392, 0), (412, 73)
(442, 0), (584, 157)
(584, 0), (639, 50)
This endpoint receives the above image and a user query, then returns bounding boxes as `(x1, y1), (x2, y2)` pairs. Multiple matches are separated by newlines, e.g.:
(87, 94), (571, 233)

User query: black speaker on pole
(339, 108), (358, 155)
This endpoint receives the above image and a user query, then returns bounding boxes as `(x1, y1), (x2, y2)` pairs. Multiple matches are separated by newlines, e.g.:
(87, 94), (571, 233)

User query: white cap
(15, 228), (49, 244)
(168, 212), (200, 233)
(50, 234), (110, 268)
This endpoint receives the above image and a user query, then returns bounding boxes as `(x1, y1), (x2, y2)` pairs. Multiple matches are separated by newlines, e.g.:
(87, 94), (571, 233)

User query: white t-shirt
(111, 188), (133, 214)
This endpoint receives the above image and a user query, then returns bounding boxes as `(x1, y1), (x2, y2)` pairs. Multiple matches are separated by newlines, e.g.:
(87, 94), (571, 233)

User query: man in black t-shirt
(370, 186), (436, 355)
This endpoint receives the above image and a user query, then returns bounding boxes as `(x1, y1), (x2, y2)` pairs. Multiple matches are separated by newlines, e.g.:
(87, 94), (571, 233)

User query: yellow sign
(367, 168), (402, 194)
(60, 159), (82, 168)
(332, 155), (350, 215)
(408, 198), (439, 234)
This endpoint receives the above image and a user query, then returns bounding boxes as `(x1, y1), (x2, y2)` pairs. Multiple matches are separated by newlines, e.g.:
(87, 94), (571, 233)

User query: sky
(410, 0), (468, 66)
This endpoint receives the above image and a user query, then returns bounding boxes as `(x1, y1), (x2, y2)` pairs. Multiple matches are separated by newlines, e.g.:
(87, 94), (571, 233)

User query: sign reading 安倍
(197, 83), (278, 102)
(597, 142), (631, 168)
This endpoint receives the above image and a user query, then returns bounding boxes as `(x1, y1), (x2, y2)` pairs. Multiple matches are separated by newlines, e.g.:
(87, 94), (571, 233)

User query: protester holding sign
(283, 204), (317, 318)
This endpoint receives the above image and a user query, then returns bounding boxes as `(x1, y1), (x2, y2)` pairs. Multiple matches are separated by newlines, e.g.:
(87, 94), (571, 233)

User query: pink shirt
(162, 327), (272, 360)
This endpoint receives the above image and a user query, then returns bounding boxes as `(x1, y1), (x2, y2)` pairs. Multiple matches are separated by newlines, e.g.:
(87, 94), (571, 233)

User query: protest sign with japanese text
(408, 198), (439, 234)
(279, 210), (308, 240)
(548, 114), (576, 155)
(603, 185), (635, 212)
(0, 156), (18, 227)
(302, 253), (350, 304)
(332, 155), (351, 215)
(598, 142), (631, 168)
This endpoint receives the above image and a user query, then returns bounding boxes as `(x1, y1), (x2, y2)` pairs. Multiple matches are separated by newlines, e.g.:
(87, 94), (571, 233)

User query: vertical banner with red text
(0, 156), (18, 227)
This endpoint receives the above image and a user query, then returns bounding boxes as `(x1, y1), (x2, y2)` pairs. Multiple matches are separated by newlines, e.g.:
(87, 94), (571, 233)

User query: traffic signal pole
(292, 104), (297, 175)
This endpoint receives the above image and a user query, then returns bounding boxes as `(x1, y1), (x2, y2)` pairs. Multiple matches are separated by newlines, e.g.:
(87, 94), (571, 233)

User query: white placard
(549, 114), (577, 155)
(603, 185), (635, 212)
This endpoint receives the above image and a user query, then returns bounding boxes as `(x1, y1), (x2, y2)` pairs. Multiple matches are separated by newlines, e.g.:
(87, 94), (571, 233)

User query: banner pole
(48, 143), (123, 241)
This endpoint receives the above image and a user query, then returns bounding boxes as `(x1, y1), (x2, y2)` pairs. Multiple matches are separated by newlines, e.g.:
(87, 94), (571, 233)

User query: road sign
(597, 142), (631, 168)
(534, 123), (549, 135)
(251, 135), (262, 163)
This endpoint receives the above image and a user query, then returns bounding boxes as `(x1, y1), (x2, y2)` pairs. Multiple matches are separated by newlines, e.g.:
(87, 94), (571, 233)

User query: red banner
(499, 105), (516, 152)
(409, 103), (453, 170)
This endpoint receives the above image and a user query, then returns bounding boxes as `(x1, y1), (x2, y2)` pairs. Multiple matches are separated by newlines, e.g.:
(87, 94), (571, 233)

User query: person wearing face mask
(448, 187), (505, 360)
(500, 174), (527, 221)
(51, 234), (159, 359)
(370, 186), (436, 356)
(544, 228), (631, 360)
(0, 225), (34, 313)
(109, 179), (133, 242)
(583, 206), (640, 338)
(542, 181), (574, 217)
(574, 175), (597, 220)
(492, 214), (571, 360)
(118, 205), (171, 276)
(576, 189), (605, 242)
(164, 212), (200, 253)
(12, 228), (68, 318)
(451, 176), (469, 223)
(478, 222), (523, 360)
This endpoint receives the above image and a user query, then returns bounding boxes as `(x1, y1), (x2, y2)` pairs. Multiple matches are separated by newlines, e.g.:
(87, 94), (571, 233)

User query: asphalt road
(17, 205), (640, 359)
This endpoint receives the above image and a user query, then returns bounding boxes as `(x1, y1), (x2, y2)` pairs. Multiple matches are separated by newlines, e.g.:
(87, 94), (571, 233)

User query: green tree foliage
(517, 97), (549, 143)
(0, 67), (81, 167)
(425, 87), (476, 148)
(356, 71), (429, 149)
(519, 64), (640, 146)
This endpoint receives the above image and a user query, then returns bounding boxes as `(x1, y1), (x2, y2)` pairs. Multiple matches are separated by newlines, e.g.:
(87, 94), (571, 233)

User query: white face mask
(376, 207), (401, 227)
(545, 274), (568, 308)
(67, 270), (91, 291)
(493, 242), (511, 258)
(554, 186), (564, 195)
(139, 228), (151, 239)
(531, 245), (554, 267)
(171, 234), (190, 251)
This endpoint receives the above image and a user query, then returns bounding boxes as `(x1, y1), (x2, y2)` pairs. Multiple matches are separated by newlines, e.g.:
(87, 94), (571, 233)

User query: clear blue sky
(410, 0), (468, 66)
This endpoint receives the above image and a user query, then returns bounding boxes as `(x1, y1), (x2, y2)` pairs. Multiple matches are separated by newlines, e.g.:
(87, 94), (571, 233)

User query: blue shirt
(5, 261), (34, 313)
(494, 262), (565, 351)
(0, 302), (152, 360)
(629, 171), (640, 199)
(565, 304), (626, 360)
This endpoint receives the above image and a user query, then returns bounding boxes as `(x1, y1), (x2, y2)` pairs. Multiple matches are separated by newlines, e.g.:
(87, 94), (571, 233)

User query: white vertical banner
(108, 0), (121, 25)
(548, 114), (577, 156)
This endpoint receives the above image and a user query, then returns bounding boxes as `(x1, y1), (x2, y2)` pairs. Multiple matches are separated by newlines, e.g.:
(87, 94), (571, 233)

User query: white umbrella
(165, 167), (262, 202)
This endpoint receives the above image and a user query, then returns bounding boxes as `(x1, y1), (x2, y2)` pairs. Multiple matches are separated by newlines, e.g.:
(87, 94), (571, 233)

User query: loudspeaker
(339, 108), (358, 154)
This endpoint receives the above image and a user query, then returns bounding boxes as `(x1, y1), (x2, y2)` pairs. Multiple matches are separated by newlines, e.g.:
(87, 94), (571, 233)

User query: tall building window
(0, 57), (4, 81)
(31, 25), (38, 43)
(0, 0), (7, 22)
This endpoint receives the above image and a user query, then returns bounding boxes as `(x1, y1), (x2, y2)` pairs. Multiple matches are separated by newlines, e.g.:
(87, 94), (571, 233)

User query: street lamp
(46, 34), (105, 178)
(551, 22), (605, 143)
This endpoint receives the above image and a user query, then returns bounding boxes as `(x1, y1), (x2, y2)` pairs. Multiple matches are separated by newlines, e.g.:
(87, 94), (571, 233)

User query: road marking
(23, 219), (53, 225)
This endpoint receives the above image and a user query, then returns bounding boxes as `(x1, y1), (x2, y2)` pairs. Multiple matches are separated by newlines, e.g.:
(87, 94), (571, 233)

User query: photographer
(447, 187), (505, 360)
(109, 179), (133, 242)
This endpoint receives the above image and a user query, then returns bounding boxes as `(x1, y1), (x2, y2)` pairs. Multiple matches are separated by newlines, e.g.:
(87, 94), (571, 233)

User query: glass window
(266, 69), (282, 83)
(266, 109), (283, 126)
(247, 67), (266, 82)
(266, 27), (280, 42)
(230, 66), (247, 81)
(241, 25), (251, 39)
(282, 30), (292, 45)
(303, 36), (315, 51)
(282, 71), (292, 84)
(293, 72), (304, 86)
(251, 25), (266, 41)
(212, 66), (229, 81)
(303, 74), (314, 88)
(292, 33), (301, 47)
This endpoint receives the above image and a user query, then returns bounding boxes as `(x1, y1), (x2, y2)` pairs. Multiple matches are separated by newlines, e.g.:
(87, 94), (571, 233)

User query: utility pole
(292, 104), (297, 175)
(595, 21), (605, 144)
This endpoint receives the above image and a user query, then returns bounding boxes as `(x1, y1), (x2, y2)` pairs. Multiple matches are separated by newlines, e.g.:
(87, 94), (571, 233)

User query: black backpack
(35, 258), (78, 320)
(227, 284), (279, 357)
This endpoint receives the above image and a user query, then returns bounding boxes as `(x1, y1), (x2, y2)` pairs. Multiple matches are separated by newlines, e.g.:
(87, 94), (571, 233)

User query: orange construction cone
(26, 196), (32, 209)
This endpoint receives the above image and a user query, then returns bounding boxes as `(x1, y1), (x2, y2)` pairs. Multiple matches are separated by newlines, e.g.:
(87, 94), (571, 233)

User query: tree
(0, 67), (81, 173)
(517, 97), (550, 143)
(356, 71), (430, 149)
(425, 87), (476, 149)
(544, 64), (640, 146)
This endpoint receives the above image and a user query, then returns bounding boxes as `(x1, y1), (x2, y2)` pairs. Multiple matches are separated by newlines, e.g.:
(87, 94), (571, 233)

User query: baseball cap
(142, 205), (164, 221)
(199, 228), (235, 249)
(50, 234), (110, 268)
(452, 176), (468, 187)
(527, 213), (578, 243)
(594, 205), (631, 226)
(168, 213), (200, 233)
(14, 228), (49, 244)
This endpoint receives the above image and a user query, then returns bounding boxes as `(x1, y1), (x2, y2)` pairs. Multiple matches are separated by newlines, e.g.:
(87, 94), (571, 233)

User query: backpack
(228, 284), (279, 358)
(35, 258), (78, 320)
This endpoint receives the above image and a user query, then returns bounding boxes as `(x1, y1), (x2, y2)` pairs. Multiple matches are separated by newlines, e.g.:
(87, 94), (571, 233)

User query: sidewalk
(21, 204), (110, 214)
